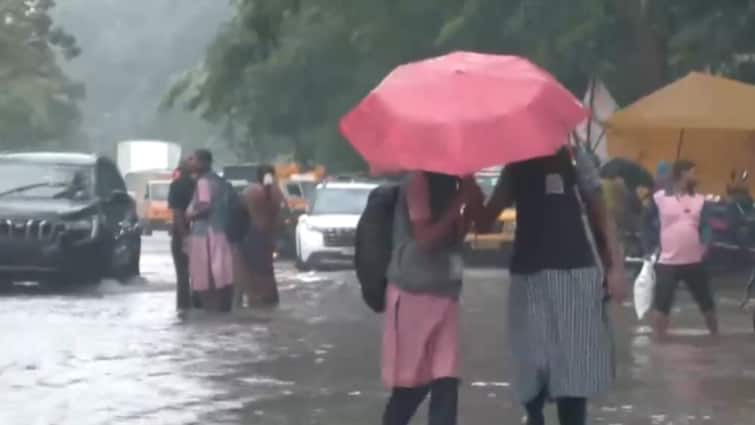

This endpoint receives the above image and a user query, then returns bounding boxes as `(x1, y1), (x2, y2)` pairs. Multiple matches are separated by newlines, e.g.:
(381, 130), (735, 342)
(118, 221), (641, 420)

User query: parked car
(0, 152), (142, 286)
(295, 180), (377, 270)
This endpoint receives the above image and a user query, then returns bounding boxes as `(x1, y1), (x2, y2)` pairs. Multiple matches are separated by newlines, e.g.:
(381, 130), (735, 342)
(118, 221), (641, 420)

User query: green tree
(0, 0), (83, 149)
(167, 0), (755, 169)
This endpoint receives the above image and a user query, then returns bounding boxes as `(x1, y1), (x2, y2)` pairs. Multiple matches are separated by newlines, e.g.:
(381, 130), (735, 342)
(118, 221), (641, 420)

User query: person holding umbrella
(479, 145), (624, 425)
(380, 172), (483, 425)
(340, 52), (600, 425)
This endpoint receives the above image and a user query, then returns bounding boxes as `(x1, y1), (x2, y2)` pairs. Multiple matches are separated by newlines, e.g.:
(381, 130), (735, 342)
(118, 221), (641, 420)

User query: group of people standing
(167, 149), (283, 313)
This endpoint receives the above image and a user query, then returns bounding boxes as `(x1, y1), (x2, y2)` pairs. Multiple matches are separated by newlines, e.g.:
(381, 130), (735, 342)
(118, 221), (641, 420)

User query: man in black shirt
(168, 160), (196, 310)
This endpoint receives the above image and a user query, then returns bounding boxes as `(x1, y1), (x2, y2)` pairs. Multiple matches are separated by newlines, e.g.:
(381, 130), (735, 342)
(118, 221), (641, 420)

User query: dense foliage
(166, 0), (755, 170)
(0, 0), (82, 149)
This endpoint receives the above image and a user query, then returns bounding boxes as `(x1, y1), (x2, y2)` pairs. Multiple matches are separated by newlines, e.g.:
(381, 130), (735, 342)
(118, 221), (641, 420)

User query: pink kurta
(187, 177), (235, 291)
(381, 173), (461, 388)
(382, 284), (460, 388)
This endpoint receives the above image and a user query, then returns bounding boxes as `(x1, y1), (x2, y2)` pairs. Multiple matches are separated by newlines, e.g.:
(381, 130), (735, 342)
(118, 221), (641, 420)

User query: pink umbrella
(340, 51), (588, 175)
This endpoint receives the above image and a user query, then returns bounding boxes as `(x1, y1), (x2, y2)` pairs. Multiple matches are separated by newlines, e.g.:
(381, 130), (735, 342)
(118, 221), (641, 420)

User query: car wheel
(121, 249), (141, 282)
(295, 257), (309, 271)
(295, 234), (310, 271)
(114, 238), (141, 282)
(295, 249), (311, 271)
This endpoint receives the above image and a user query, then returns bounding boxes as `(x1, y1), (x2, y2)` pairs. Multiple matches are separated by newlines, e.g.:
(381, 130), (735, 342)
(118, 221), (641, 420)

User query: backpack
(354, 184), (401, 313)
(222, 179), (248, 243)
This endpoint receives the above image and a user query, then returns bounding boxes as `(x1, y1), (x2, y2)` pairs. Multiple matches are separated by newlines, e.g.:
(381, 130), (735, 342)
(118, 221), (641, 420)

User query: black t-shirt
(168, 175), (195, 211)
(508, 149), (595, 274)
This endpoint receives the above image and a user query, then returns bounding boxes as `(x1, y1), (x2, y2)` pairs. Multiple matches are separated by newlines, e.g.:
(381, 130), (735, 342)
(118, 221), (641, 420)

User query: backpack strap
(564, 144), (610, 275)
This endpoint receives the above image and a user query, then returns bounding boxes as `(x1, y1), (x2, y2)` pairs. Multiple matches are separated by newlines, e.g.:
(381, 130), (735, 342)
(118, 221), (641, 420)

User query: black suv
(0, 153), (142, 285)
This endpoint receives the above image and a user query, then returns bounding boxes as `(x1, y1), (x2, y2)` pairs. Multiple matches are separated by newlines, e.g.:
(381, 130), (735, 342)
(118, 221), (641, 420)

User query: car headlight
(66, 215), (99, 239)
(299, 219), (324, 232)
(304, 222), (326, 232)
(298, 215), (321, 232)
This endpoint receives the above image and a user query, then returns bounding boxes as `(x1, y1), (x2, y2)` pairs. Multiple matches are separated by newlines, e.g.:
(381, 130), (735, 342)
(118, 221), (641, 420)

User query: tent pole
(675, 129), (685, 160)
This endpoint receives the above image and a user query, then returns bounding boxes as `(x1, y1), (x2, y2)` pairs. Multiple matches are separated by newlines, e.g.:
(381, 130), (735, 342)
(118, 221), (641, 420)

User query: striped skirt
(508, 267), (614, 402)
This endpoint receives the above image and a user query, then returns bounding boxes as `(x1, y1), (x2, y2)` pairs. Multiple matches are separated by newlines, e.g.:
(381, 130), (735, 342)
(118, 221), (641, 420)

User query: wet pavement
(2, 233), (755, 424)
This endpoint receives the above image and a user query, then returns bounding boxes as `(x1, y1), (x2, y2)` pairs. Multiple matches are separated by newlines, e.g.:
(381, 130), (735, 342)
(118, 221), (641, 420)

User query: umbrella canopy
(607, 72), (755, 195)
(340, 51), (588, 175)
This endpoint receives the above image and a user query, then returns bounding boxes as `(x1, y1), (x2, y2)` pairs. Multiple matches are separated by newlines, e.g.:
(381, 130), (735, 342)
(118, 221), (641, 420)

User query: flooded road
(2, 233), (755, 424)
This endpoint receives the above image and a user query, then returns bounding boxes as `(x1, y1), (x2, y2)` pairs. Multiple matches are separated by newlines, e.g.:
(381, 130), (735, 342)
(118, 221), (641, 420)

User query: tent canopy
(608, 72), (755, 131)
(607, 73), (755, 195)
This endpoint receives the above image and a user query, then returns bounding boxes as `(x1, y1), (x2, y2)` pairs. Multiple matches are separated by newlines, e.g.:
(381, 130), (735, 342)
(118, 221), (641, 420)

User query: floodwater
(1, 233), (755, 424)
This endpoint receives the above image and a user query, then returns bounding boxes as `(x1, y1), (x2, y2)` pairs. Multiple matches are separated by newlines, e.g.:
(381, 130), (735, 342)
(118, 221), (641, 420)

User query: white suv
(295, 180), (377, 270)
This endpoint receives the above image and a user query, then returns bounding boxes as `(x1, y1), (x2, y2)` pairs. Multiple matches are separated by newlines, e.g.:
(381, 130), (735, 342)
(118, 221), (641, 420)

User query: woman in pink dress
(186, 149), (235, 312)
(382, 172), (482, 425)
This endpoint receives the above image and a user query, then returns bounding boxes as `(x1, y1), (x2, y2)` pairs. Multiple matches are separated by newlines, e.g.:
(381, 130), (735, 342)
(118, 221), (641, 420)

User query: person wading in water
(239, 164), (283, 306)
(381, 171), (482, 425)
(479, 145), (624, 425)
(185, 149), (235, 312)
(645, 160), (717, 340)
(168, 158), (197, 311)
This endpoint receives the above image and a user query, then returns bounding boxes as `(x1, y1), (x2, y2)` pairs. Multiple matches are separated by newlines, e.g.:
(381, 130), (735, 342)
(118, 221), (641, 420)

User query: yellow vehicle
(142, 179), (172, 235)
(276, 163), (325, 212)
(465, 168), (516, 256)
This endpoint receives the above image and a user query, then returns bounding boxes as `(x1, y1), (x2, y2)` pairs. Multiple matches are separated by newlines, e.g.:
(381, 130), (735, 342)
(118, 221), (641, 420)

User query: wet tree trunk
(613, 0), (669, 98)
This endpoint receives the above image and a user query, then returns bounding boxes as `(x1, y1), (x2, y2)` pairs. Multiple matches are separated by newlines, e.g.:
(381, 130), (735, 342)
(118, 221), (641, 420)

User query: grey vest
(386, 185), (463, 299)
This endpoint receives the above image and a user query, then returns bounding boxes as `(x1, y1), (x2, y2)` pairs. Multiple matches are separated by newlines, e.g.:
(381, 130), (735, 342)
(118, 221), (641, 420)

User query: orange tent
(607, 72), (755, 195)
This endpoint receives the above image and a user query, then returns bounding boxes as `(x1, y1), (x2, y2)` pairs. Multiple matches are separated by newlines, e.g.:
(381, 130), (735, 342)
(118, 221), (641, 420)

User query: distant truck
(124, 170), (173, 235)
(116, 140), (181, 177)
(117, 141), (181, 234)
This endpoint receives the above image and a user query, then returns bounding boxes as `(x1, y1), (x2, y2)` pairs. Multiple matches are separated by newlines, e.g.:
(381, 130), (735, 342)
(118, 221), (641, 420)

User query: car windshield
(286, 182), (317, 200)
(148, 182), (170, 201)
(310, 187), (372, 215)
(0, 161), (93, 200)
(286, 183), (303, 197)
(300, 182), (317, 200)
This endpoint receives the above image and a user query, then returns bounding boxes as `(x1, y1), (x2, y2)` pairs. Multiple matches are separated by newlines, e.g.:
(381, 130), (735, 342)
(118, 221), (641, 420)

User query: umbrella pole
(675, 129), (685, 160)
(586, 77), (597, 149)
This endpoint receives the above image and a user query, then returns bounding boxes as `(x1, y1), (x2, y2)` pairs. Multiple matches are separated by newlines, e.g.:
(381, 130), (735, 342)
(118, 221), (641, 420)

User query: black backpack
(354, 184), (401, 313)
(223, 179), (248, 243)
